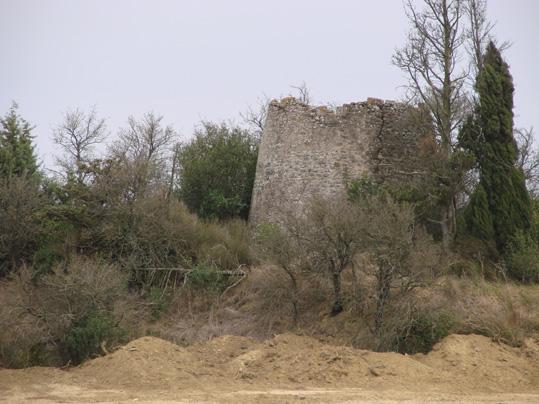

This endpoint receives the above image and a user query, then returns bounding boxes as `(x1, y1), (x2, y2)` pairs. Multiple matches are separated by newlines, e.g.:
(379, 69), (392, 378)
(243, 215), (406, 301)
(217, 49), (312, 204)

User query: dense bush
(394, 309), (455, 354)
(62, 310), (119, 364)
(177, 122), (258, 220)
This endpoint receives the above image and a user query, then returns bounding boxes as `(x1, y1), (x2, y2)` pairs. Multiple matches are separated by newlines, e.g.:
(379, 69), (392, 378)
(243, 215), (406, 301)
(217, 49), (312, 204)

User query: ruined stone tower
(249, 97), (429, 225)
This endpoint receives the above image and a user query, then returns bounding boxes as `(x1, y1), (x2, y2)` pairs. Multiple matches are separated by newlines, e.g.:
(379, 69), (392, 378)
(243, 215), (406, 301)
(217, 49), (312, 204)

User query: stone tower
(249, 97), (429, 225)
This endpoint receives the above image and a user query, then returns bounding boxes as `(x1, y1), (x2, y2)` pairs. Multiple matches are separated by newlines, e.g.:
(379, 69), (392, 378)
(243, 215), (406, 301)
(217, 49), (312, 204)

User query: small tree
(177, 122), (259, 220)
(348, 178), (439, 335)
(289, 198), (364, 315)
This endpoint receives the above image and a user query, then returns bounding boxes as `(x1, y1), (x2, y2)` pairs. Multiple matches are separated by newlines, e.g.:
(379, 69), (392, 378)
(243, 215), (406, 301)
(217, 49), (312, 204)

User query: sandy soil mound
(76, 336), (202, 389)
(416, 334), (539, 391)
(227, 333), (442, 388)
(1, 333), (539, 402)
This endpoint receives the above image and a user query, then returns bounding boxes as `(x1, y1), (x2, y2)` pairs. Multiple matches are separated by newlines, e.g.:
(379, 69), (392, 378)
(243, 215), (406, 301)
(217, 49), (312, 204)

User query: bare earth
(1, 333), (539, 403)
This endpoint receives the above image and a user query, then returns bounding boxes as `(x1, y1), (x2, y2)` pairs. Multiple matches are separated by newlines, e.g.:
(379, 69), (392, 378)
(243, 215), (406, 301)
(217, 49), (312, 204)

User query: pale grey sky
(1, 0), (538, 168)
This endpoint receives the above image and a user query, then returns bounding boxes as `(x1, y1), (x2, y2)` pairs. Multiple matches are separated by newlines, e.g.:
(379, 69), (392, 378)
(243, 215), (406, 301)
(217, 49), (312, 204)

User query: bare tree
(515, 127), (539, 195)
(114, 112), (175, 164)
(464, 0), (510, 78)
(393, 0), (472, 250)
(53, 108), (106, 183)
(464, 0), (493, 76)
(393, 0), (469, 154)
(290, 81), (312, 104)
(111, 112), (176, 201)
(240, 95), (270, 137)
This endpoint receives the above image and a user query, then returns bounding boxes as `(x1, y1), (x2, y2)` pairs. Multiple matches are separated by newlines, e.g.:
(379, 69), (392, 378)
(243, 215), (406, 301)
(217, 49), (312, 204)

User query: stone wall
(249, 97), (430, 225)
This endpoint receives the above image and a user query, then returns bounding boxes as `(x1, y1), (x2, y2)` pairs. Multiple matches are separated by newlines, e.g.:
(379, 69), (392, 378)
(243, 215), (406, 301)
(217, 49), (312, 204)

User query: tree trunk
(374, 265), (392, 335)
(440, 199), (456, 252)
(285, 269), (300, 325)
(331, 271), (343, 316)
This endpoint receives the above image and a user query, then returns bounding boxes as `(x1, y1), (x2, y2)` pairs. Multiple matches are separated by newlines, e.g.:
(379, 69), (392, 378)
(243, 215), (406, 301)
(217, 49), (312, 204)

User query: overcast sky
(1, 0), (538, 169)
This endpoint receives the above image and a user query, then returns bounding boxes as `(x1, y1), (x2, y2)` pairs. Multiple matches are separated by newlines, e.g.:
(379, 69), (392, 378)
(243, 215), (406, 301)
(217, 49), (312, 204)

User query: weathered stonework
(249, 97), (430, 225)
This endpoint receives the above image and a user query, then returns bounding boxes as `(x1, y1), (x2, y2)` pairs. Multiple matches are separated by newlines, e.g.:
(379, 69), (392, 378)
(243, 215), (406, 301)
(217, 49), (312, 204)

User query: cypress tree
(466, 42), (531, 251)
(464, 183), (495, 242)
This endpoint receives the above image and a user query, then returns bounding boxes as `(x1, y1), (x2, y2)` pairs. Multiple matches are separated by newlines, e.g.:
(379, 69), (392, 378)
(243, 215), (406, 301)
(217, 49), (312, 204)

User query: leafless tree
(393, 0), (474, 250)
(114, 112), (175, 163)
(515, 127), (539, 195)
(290, 81), (312, 104)
(53, 108), (106, 183)
(464, 0), (493, 76)
(464, 0), (510, 78)
(393, 0), (469, 154)
(240, 95), (270, 137)
(111, 112), (176, 200)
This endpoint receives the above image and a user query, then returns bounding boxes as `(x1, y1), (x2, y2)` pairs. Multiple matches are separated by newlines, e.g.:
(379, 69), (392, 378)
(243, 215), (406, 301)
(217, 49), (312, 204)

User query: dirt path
(1, 333), (539, 403)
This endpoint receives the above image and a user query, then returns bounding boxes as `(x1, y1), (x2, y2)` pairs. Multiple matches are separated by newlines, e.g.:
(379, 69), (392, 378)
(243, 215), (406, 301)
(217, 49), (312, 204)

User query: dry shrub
(97, 195), (251, 287)
(196, 218), (252, 270)
(234, 265), (296, 336)
(0, 257), (145, 367)
(445, 278), (539, 346)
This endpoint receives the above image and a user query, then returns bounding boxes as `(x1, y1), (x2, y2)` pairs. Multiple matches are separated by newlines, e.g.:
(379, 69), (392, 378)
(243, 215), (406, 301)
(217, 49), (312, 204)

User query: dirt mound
(417, 334), (539, 391)
(64, 333), (539, 393)
(75, 336), (202, 389)
(2, 333), (539, 402)
(227, 333), (442, 388)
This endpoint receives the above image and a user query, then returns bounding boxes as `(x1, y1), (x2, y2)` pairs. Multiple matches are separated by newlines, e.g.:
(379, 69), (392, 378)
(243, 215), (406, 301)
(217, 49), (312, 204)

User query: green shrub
(186, 264), (228, 292)
(62, 310), (119, 364)
(144, 286), (170, 319)
(505, 232), (539, 283)
(395, 310), (455, 354)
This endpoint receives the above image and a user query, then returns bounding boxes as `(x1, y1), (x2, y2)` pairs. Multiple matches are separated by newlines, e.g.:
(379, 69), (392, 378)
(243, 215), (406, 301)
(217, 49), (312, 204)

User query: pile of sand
(76, 336), (202, 389)
(70, 333), (539, 393)
(1, 332), (539, 401)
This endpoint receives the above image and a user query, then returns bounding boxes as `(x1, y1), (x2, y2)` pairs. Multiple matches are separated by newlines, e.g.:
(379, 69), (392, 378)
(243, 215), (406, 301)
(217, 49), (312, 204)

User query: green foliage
(464, 183), (495, 241)
(144, 287), (170, 319)
(347, 176), (383, 201)
(199, 190), (245, 221)
(177, 122), (259, 220)
(61, 310), (119, 365)
(0, 176), (45, 276)
(462, 43), (532, 253)
(186, 264), (228, 292)
(395, 310), (455, 354)
(505, 231), (539, 283)
(0, 103), (39, 180)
